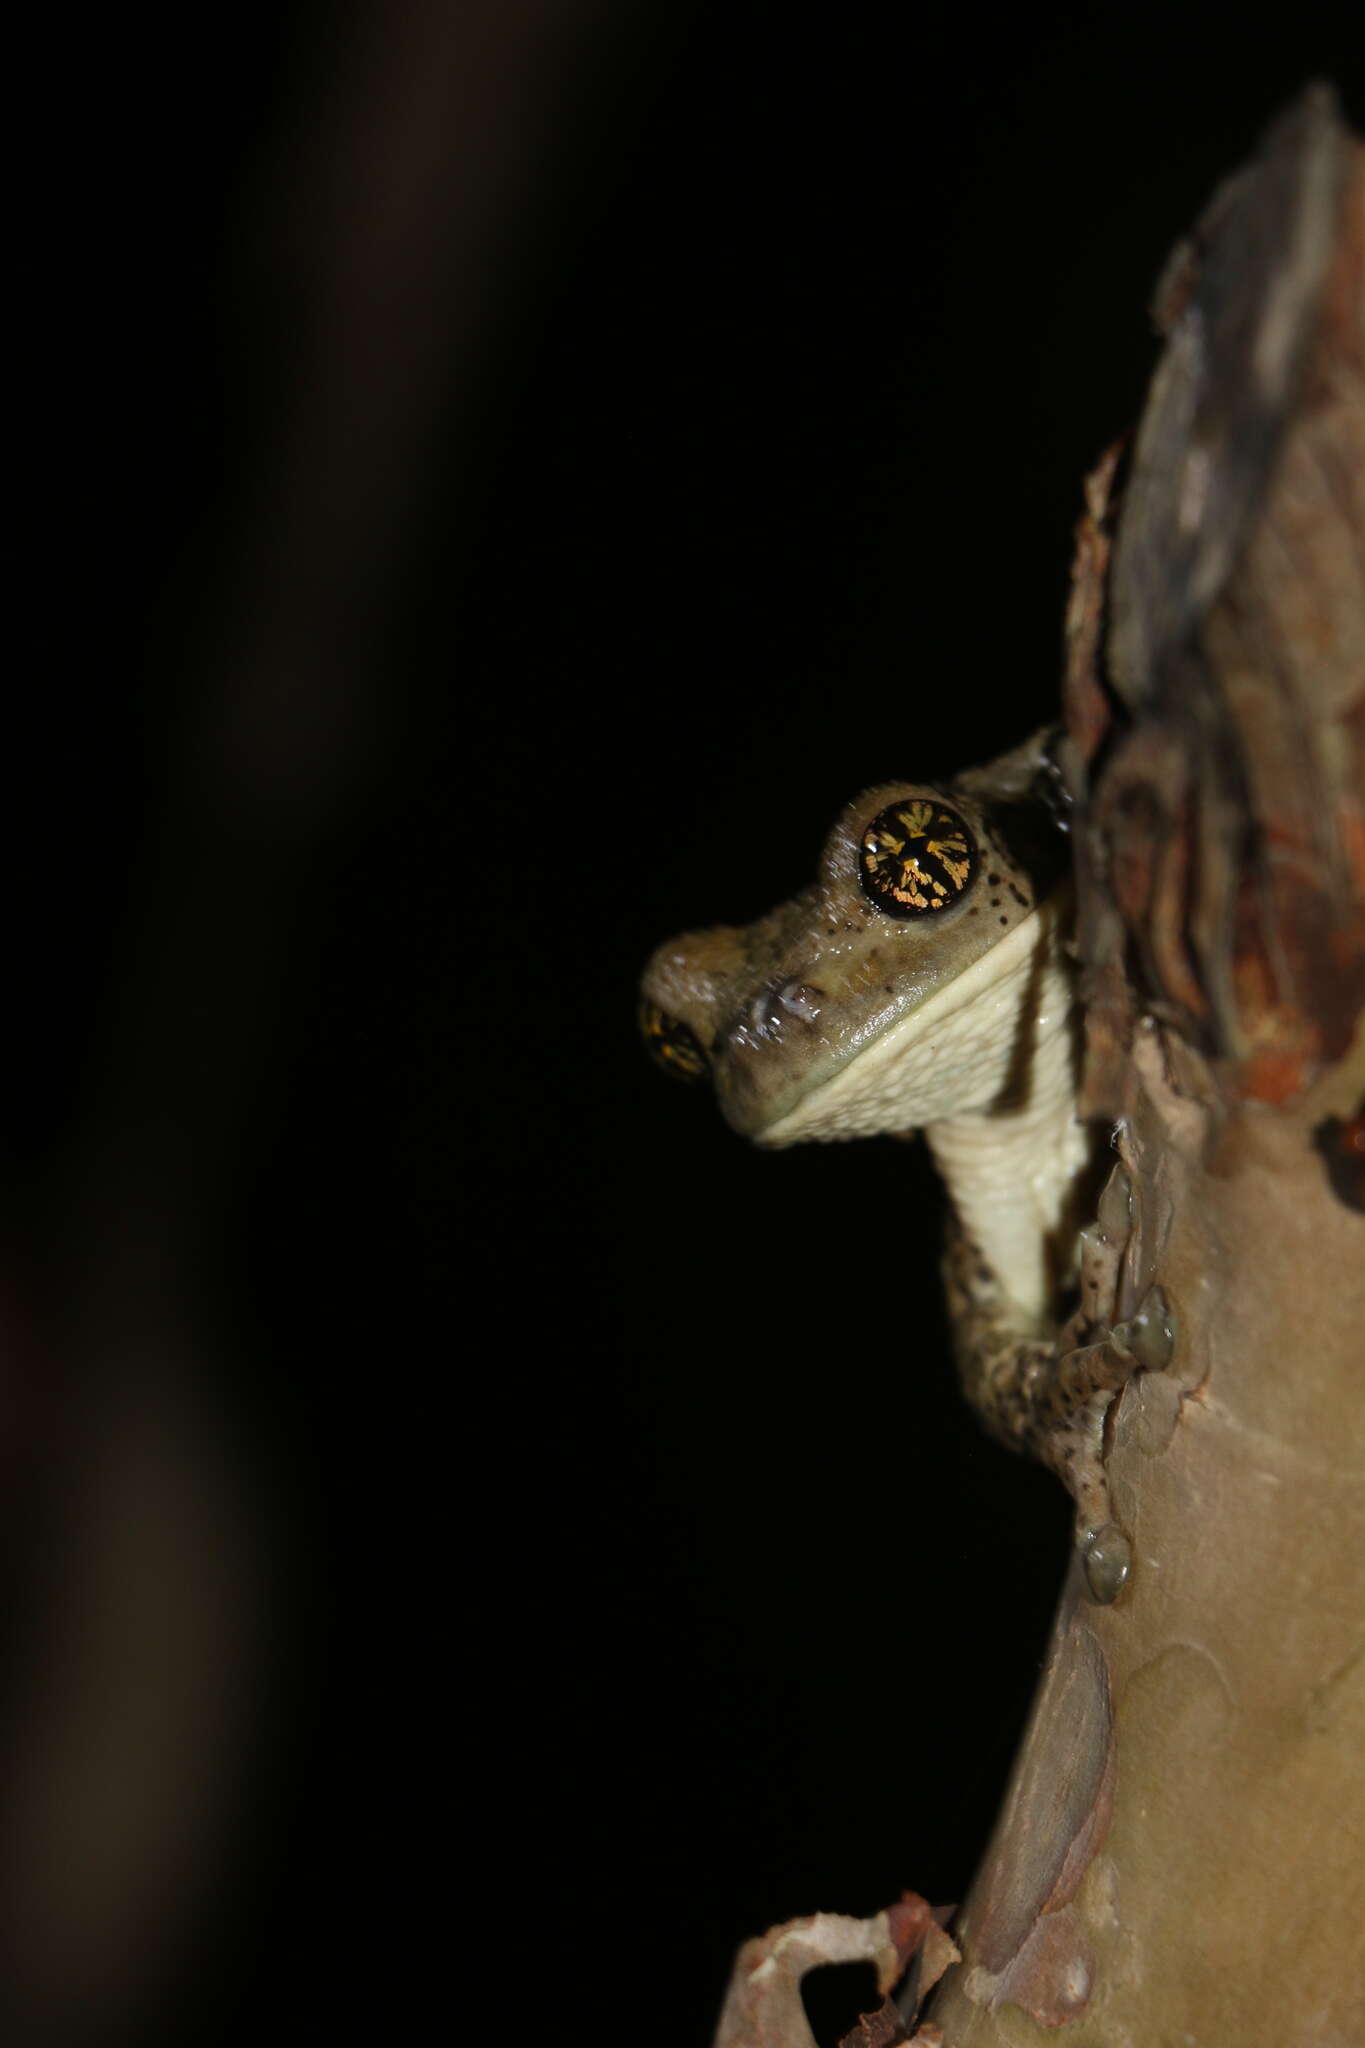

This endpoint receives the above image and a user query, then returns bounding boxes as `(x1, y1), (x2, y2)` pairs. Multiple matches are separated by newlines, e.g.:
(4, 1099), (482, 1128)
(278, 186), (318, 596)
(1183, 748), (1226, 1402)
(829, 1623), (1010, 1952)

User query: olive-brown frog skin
(640, 736), (1067, 1146)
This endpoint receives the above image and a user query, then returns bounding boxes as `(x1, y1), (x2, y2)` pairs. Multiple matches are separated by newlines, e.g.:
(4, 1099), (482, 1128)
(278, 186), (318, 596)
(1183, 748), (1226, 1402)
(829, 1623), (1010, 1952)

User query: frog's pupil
(858, 798), (978, 918)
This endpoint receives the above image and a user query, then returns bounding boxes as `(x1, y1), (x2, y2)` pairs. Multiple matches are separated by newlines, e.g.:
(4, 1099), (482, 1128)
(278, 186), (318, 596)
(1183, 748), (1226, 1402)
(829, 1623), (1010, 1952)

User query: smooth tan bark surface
(928, 86), (1365, 2046)
(931, 1058), (1365, 2044)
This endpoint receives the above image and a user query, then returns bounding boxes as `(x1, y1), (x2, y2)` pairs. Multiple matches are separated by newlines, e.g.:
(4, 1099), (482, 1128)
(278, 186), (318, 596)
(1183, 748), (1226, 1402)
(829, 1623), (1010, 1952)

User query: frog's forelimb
(907, 887), (1165, 1568)
(928, 991), (1175, 1590)
(941, 1202), (1135, 1541)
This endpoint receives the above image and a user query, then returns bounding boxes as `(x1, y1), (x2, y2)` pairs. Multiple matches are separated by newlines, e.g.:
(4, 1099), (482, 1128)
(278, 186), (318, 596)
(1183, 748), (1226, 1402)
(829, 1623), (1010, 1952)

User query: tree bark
(715, 83), (1365, 2048)
(927, 80), (1365, 2048)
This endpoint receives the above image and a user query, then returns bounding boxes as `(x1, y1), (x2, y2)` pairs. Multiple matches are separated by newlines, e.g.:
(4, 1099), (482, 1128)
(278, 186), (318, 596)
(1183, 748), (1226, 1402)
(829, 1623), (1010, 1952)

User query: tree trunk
(717, 83), (1365, 2048)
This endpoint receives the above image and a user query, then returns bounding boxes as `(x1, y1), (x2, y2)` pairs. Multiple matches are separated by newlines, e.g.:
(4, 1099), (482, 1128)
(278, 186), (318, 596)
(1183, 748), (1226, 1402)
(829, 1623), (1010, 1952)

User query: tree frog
(639, 728), (1173, 1602)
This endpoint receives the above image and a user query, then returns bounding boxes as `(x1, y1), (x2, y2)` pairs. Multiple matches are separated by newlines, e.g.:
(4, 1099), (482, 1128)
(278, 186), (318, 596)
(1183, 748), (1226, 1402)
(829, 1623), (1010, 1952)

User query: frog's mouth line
(743, 892), (1068, 1149)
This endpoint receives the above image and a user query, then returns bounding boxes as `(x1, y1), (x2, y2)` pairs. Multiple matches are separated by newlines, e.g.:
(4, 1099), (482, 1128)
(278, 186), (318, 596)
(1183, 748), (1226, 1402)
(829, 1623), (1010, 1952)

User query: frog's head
(639, 729), (1073, 1146)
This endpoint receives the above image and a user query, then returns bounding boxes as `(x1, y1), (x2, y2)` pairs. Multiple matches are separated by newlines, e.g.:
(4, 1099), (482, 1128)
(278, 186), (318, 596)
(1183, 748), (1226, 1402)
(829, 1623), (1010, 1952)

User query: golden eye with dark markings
(638, 1000), (710, 1082)
(858, 797), (977, 917)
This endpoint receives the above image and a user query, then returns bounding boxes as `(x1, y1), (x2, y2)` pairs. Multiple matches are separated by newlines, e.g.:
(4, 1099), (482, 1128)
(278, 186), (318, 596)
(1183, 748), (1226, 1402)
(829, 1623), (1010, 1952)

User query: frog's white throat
(762, 894), (1088, 1326)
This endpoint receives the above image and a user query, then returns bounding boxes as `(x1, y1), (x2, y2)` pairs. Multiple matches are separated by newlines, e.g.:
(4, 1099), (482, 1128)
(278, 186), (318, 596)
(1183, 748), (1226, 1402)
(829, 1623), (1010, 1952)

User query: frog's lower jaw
(916, 924), (1156, 1587)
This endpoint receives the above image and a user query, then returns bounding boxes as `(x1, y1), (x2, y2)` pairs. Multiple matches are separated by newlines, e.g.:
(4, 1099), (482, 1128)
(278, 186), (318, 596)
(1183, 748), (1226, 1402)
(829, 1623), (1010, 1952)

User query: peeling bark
(712, 1896), (956, 2048)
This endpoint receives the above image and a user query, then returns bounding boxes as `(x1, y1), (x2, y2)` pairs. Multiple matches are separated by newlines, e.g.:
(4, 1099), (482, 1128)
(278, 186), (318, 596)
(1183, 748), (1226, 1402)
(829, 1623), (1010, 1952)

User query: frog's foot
(1036, 1288), (1178, 1601)
(944, 1214), (1176, 1602)
(1071, 1160), (1133, 1338)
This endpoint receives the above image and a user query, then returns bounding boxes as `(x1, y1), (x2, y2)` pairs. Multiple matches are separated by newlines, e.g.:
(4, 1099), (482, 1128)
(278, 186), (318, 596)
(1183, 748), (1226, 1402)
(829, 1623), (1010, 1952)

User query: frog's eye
(858, 797), (978, 917)
(638, 1000), (710, 1083)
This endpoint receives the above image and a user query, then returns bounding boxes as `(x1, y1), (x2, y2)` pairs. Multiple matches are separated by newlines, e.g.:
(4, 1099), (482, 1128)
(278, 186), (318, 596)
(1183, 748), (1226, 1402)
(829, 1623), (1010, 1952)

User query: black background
(13, 7), (1363, 2042)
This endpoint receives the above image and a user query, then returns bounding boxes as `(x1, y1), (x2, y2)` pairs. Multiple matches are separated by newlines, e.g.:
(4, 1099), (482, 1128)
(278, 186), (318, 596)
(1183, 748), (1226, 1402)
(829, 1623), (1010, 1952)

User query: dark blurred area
(9, 6), (1361, 2041)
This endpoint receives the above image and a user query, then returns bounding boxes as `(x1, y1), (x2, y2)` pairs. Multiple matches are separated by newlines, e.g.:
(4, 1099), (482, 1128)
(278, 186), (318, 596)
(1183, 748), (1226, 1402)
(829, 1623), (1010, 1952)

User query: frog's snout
(639, 929), (832, 1140)
(699, 978), (828, 1140)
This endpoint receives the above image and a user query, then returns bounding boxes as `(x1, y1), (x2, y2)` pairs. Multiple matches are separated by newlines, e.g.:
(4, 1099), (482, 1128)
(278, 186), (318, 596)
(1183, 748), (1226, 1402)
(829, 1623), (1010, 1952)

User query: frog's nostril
(742, 981), (825, 1041)
(778, 980), (824, 1021)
